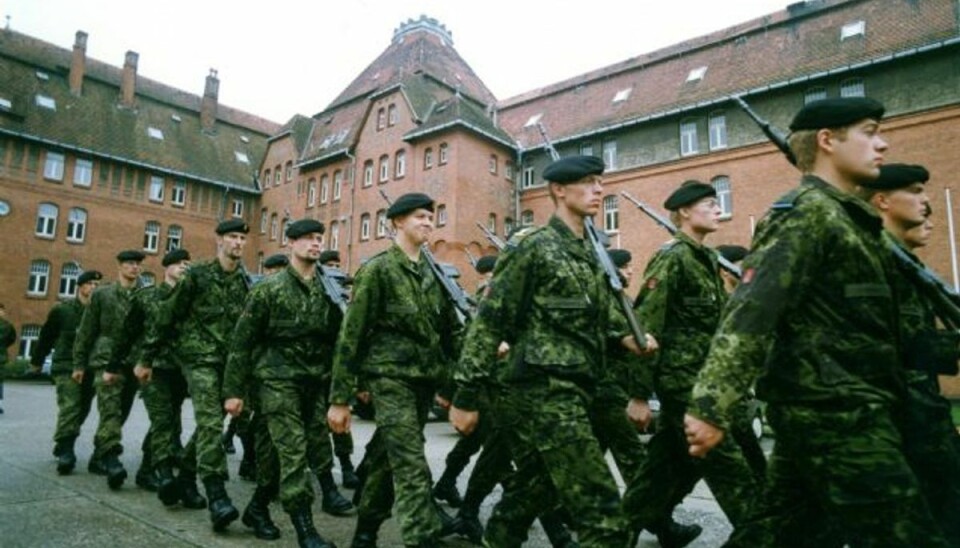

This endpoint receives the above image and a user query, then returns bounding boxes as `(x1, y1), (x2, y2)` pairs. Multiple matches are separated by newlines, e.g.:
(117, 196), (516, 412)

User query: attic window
(0, 97), (11, 110)
(240, 135), (250, 143)
(147, 127), (164, 140)
(687, 66), (708, 82)
(171, 114), (182, 123)
(613, 88), (632, 103)
(524, 113), (543, 128)
(235, 151), (250, 164)
(36, 71), (50, 81)
(841, 20), (865, 40)
(35, 94), (56, 110)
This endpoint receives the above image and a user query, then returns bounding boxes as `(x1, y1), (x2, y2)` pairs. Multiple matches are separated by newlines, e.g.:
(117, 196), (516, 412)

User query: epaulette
(659, 239), (679, 252)
(770, 187), (806, 212)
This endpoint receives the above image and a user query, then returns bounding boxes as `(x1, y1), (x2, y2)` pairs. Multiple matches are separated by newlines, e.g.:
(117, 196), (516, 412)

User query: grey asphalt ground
(0, 380), (741, 547)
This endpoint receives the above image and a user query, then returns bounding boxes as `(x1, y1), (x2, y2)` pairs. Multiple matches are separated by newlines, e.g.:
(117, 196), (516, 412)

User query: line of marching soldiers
(30, 94), (960, 548)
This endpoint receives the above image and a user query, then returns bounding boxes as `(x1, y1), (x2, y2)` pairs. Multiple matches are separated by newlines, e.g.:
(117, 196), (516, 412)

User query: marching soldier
(32, 270), (102, 474)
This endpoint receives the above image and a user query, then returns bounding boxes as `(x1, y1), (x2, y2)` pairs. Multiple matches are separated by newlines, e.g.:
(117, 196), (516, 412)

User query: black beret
(161, 248), (191, 267)
(664, 180), (716, 211)
(475, 255), (498, 274)
(387, 192), (435, 219)
(542, 155), (605, 184)
(319, 250), (341, 264)
(77, 270), (103, 286)
(862, 163), (930, 190)
(116, 249), (145, 262)
(716, 244), (749, 263)
(215, 218), (249, 235)
(789, 97), (885, 132)
(286, 218), (325, 239)
(607, 249), (632, 268)
(263, 254), (289, 269)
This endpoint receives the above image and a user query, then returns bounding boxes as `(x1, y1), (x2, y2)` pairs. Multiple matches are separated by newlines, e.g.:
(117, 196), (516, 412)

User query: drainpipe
(345, 150), (357, 273)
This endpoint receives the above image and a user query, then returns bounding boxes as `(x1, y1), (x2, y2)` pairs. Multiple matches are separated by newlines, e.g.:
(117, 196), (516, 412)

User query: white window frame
(270, 213), (279, 240)
(320, 175), (330, 203)
(439, 143), (449, 164)
(147, 127), (164, 140)
(260, 208), (269, 234)
(436, 205), (448, 227)
(360, 214), (371, 241)
(603, 195), (619, 233)
(66, 208), (87, 243)
(19, 325), (41, 359)
(840, 78), (865, 98)
(580, 143), (594, 157)
(44, 151), (65, 181)
(143, 221), (160, 253)
(395, 151), (406, 178)
(687, 66), (708, 82)
(166, 225), (183, 251)
(363, 161), (374, 187)
(171, 181), (186, 206)
(805, 87), (827, 104)
(36, 94), (56, 110)
(680, 119), (699, 156)
(709, 112), (728, 151)
(379, 156), (389, 182)
(603, 140), (617, 170)
(36, 203), (58, 238)
(424, 148), (434, 169)
(232, 198), (244, 218)
(489, 155), (497, 174)
(521, 210), (534, 227)
(330, 222), (340, 250)
(59, 262), (81, 298)
(28, 260), (50, 296)
(149, 176), (165, 202)
(282, 219), (291, 246)
(713, 176), (732, 219)
(388, 104), (398, 126)
(376, 210), (387, 239)
(73, 158), (93, 187)
(504, 217), (515, 237)
(333, 171), (342, 201)
(488, 213), (497, 233)
(308, 180), (317, 206)
(522, 166), (536, 189)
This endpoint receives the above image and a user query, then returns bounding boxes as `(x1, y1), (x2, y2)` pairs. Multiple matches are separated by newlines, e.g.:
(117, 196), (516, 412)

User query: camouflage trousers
(359, 376), (440, 545)
(332, 431), (353, 459)
(52, 372), (95, 444)
(484, 377), (628, 548)
(141, 368), (195, 473)
(622, 393), (759, 532)
(91, 367), (139, 459)
(259, 376), (329, 512)
(726, 403), (949, 547)
(588, 389), (648, 485)
(183, 364), (228, 482)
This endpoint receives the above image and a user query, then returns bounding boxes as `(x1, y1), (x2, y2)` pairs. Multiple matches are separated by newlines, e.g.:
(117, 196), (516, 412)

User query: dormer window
(687, 66), (708, 82)
(524, 113), (543, 128)
(147, 127), (164, 140)
(36, 94), (56, 110)
(841, 20), (865, 41)
(613, 88), (632, 103)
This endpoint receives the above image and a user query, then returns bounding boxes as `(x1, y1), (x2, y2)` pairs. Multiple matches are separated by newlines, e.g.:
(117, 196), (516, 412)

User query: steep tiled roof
(297, 97), (370, 168)
(405, 91), (515, 148)
(270, 114), (315, 155)
(0, 29), (280, 191)
(497, 0), (960, 149)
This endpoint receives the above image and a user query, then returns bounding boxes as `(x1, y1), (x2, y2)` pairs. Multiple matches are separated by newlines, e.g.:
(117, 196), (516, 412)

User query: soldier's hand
(356, 391), (371, 404)
(684, 414), (725, 458)
(435, 395), (451, 410)
(327, 404), (352, 434)
(626, 398), (653, 431)
(224, 398), (244, 417)
(134, 364), (152, 384)
(102, 371), (120, 385)
(496, 341), (511, 359)
(71, 369), (84, 384)
(449, 405), (479, 436)
(622, 333), (659, 356)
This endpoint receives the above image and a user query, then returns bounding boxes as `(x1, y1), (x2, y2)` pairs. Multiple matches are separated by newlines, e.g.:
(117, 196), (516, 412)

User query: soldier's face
(555, 175), (604, 217)
(78, 280), (99, 299)
(904, 217), (933, 249)
(828, 119), (887, 183)
(166, 260), (190, 283)
(118, 260), (142, 282)
(219, 232), (247, 260)
(291, 232), (323, 263)
(395, 209), (434, 245)
(682, 197), (721, 234)
(884, 183), (929, 229)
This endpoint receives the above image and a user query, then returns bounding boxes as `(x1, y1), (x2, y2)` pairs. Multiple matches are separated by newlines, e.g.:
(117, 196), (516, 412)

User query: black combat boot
(289, 506), (336, 548)
(338, 455), (360, 489)
(87, 454), (107, 475)
(238, 428), (257, 481)
(432, 471), (463, 508)
(318, 470), (355, 516)
(651, 518), (703, 548)
(203, 477), (240, 532)
(540, 509), (579, 548)
(349, 516), (382, 548)
(103, 452), (128, 490)
(156, 464), (181, 506)
(436, 501), (458, 538)
(136, 465), (159, 492)
(242, 486), (281, 540)
(178, 472), (207, 509)
(452, 507), (483, 545)
(56, 438), (77, 475)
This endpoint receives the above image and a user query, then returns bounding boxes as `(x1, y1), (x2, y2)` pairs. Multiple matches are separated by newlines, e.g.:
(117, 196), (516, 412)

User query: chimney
(119, 50), (138, 108)
(201, 68), (219, 132)
(69, 31), (87, 95)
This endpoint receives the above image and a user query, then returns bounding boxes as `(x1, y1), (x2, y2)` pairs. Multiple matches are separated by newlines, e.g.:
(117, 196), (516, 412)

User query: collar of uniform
(548, 215), (593, 262)
(882, 230), (918, 262)
(802, 174), (884, 232)
(283, 263), (314, 290)
(387, 243), (425, 276)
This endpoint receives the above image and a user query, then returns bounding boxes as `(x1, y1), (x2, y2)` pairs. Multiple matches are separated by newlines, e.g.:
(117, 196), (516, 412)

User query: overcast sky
(5, 0), (790, 123)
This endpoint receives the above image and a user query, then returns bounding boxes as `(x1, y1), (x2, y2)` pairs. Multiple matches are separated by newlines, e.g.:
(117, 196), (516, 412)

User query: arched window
(59, 262), (81, 298)
(143, 221), (160, 252)
(320, 175), (330, 203)
(36, 203), (58, 238)
(270, 213), (279, 241)
(307, 178), (317, 206)
(712, 176), (733, 218)
(360, 213), (371, 241)
(521, 210), (534, 227)
(603, 195), (619, 232)
(330, 221), (340, 250)
(376, 210), (387, 238)
(363, 160), (374, 187)
(66, 207), (87, 243)
(424, 148), (434, 169)
(166, 225), (183, 252)
(387, 104), (398, 126)
(28, 259), (50, 296)
(395, 150), (406, 178)
(333, 170), (343, 200)
(436, 205), (448, 227)
(439, 143), (449, 165)
(379, 155), (390, 182)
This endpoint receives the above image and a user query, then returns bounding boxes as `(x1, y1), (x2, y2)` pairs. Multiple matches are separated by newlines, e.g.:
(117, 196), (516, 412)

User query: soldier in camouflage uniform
(861, 163), (960, 546)
(450, 156), (655, 548)
(73, 250), (144, 490)
(31, 270), (102, 474)
(141, 218), (250, 532)
(111, 248), (206, 509)
(0, 303), (13, 414)
(225, 219), (340, 548)
(328, 192), (463, 548)
(685, 97), (948, 546)
(621, 181), (760, 546)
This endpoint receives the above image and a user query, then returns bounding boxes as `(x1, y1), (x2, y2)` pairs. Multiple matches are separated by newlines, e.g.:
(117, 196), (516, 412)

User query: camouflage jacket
(109, 282), (176, 373)
(224, 265), (342, 400)
(32, 298), (86, 374)
(454, 215), (629, 411)
(330, 244), (463, 405)
(73, 282), (137, 372)
(0, 316), (16, 367)
(634, 231), (727, 398)
(690, 175), (904, 429)
(141, 259), (248, 369)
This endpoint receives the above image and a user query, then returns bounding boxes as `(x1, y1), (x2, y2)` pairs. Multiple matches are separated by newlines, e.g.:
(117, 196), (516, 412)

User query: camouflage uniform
(689, 176), (947, 546)
(622, 231), (759, 531)
(454, 215), (630, 548)
(223, 264), (342, 512)
(33, 298), (96, 450)
(588, 349), (647, 486)
(73, 281), (139, 461)
(331, 243), (462, 546)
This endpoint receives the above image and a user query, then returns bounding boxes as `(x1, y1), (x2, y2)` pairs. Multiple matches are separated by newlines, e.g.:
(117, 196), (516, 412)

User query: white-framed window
(680, 119), (699, 156)
(281, 218), (291, 246)
(147, 127), (164, 140)
(804, 87), (827, 104)
(260, 208), (268, 234)
(439, 143), (449, 164)
(140, 272), (156, 287)
(263, 169), (271, 188)
(285, 161), (293, 182)
(505, 162), (513, 179)
(603, 140), (617, 170)
(143, 221), (160, 252)
(489, 155), (498, 174)
(36, 94), (56, 110)
(28, 260), (50, 296)
(360, 213), (371, 241)
(603, 195), (619, 233)
(436, 205), (448, 227)
(840, 78), (865, 98)
(388, 104), (398, 126)
(66, 208), (87, 243)
(713, 176), (732, 219)
(149, 176), (165, 202)
(841, 20), (865, 41)
(687, 66), (708, 82)
(320, 175), (329, 203)
(488, 213), (497, 233)
(44, 151), (65, 181)
(274, 166), (282, 186)
(307, 179), (317, 206)
(270, 213), (279, 240)
(36, 203), (58, 238)
(330, 221), (340, 250)
(504, 217), (514, 237)
(59, 262), (81, 298)
(395, 151), (406, 178)
(613, 88), (632, 103)
(520, 210), (534, 227)
(376, 210), (387, 239)
(333, 170), (342, 201)
(424, 148), (434, 169)
(363, 160), (374, 187)
(171, 181), (186, 206)
(166, 225), (182, 251)
(73, 158), (93, 187)
(376, 108), (386, 130)
(379, 155), (389, 182)
(709, 112), (727, 151)
(232, 198), (243, 218)
(522, 166), (536, 189)
(18, 325), (41, 359)
(580, 143), (594, 156)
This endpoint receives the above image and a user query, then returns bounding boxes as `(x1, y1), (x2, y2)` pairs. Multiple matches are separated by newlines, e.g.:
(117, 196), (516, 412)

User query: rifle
(237, 264), (255, 290)
(463, 248), (479, 269)
(536, 122), (648, 349)
(378, 189), (474, 325)
(476, 221), (508, 251)
(316, 264), (350, 313)
(732, 95), (960, 329)
(620, 190), (743, 279)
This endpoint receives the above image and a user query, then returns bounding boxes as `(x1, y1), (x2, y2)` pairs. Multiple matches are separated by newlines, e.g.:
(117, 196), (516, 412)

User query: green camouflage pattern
(91, 367), (139, 459)
(51, 372), (95, 444)
(184, 365), (229, 482)
(141, 368), (194, 471)
(32, 299), (85, 375)
(73, 282), (137, 372)
(111, 283), (176, 372)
